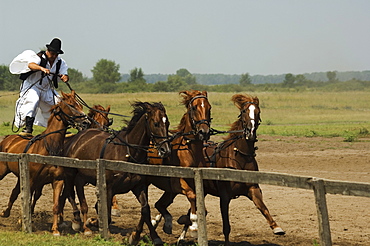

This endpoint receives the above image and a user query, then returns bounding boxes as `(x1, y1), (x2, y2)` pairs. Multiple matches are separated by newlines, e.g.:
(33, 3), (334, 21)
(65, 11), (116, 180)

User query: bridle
(100, 107), (170, 162)
(187, 95), (212, 134)
(238, 101), (261, 141)
(52, 99), (88, 129)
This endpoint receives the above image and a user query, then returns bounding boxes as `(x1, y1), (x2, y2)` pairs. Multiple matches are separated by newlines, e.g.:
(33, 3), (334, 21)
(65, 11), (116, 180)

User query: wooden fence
(1, 152), (370, 246)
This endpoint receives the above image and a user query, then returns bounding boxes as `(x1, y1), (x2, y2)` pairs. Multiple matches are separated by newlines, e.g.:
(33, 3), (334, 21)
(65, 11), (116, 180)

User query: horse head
(127, 102), (171, 159)
(180, 90), (212, 141)
(232, 94), (261, 142)
(87, 105), (112, 130)
(52, 90), (90, 130)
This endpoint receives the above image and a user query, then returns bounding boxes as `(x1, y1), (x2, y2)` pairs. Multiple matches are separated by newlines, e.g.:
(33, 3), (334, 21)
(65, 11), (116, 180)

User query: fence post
(96, 159), (109, 239)
(19, 154), (32, 233)
(312, 178), (332, 246)
(194, 169), (208, 246)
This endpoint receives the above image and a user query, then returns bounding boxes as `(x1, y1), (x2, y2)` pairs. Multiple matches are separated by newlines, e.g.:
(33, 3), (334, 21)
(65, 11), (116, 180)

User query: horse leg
(179, 178), (198, 238)
(153, 191), (177, 234)
(111, 195), (120, 217)
(131, 185), (163, 246)
(248, 185), (285, 235)
(75, 177), (91, 235)
(31, 185), (44, 214)
(51, 179), (64, 236)
(219, 187), (232, 246)
(58, 178), (81, 231)
(1, 178), (20, 217)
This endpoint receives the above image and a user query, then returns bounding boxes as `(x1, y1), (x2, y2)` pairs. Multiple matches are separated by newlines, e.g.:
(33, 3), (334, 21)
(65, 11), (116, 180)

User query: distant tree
(128, 67), (145, 84)
(176, 68), (197, 85)
(68, 68), (87, 83)
(239, 73), (252, 86)
(91, 59), (121, 84)
(295, 74), (307, 84)
(0, 65), (19, 91)
(326, 71), (337, 82)
(282, 73), (296, 87)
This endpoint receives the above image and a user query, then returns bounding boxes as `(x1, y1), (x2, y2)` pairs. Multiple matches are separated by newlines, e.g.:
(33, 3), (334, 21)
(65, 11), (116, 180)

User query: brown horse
(148, 90), (212, 238)
(60, 101), (171, 245)
(0, 90), (88, 236)
(29, 104), (112, 219)
(87, 104), (112, 130)
(181, 94), (285, 245)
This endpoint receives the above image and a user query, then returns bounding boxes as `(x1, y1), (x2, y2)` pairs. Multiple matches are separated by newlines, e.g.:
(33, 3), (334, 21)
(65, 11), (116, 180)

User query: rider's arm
(28, 62), (50, 74)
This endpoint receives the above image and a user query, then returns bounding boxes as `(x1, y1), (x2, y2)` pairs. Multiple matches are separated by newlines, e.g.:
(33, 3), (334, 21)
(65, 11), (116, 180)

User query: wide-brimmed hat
(46, 38), (64, 54)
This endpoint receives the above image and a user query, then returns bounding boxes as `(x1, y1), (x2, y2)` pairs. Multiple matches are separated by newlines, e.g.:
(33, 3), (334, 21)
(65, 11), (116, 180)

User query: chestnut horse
(60, 101), (171, 245)
(0, 90), (88, 236)
(29, 104), (112, 218)
(148, 90), (212, 238)
(181, 94), (285, 245)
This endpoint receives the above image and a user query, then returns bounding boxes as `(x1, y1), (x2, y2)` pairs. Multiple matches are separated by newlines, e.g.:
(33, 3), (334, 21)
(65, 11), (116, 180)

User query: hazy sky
(1, 0), (370, 77)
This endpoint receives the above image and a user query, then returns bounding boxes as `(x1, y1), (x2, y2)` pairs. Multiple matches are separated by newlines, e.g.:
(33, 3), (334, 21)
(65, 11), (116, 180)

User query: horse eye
(154, 122), (159, 127)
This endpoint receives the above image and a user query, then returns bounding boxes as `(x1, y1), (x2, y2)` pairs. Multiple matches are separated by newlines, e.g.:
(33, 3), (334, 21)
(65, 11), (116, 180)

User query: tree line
(1, 58), (370, 93)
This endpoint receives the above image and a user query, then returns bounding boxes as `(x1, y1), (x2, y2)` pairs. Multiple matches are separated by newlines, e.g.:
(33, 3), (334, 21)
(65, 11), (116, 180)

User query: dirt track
(0, 135), (369, 245)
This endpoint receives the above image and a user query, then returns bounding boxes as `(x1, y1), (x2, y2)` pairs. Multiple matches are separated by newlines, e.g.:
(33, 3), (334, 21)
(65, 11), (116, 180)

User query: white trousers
(15, 86), (60, 128)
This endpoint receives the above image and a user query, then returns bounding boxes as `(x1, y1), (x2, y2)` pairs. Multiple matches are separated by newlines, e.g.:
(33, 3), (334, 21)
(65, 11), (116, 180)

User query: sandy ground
(0, 135), (369, 246)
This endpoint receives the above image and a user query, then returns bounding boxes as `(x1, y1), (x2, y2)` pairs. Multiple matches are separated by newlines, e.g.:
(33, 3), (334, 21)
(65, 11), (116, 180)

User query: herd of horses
(0, 89), (285, 246)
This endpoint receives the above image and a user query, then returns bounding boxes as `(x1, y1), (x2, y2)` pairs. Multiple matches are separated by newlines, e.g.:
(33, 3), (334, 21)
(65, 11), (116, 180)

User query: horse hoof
(163, 215), (172, 234)
(111, 208), (120, 217)
(153, 238), (164, 246)
(129, 233), (139, 245)
(53, 231), (61, 236)
(163, 224), (172, 234)
(72, 220), (81, 231)
(86, 217), (98, 227)
(176, 239), (186, 246)
(0, 210), (10, 218)
(84, 229), (93, 236)
(273, 227), (286, 235)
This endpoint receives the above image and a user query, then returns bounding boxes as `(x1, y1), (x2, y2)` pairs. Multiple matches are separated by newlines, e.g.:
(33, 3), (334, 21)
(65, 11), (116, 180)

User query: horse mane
(123, 101), (165, 133)
(226, 94), (259, 139)
(176, 90), (208, 131)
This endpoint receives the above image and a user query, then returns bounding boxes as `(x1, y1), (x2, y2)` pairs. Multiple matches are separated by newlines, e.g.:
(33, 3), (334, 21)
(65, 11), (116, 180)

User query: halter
(187, 95), (212, 134)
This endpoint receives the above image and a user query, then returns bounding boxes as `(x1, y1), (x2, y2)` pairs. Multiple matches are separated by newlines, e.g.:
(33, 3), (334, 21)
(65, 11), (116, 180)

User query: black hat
(46, 38), (64, 54)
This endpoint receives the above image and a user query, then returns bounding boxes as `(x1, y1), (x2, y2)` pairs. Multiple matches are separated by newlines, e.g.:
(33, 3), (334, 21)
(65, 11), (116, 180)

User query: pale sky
(1, 0), (369, 78)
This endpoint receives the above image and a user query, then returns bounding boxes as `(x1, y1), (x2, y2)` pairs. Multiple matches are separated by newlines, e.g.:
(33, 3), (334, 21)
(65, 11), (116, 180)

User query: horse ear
(202, 91), (208, 97)
(70, 90), (76, 97)
(253, 96), (259, 105)
(61, 91), (66, 98)
(106, 105), (111, 112)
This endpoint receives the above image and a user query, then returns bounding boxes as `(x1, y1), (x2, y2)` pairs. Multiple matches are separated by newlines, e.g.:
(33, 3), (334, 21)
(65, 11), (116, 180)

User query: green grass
(0, 232), (121, 246)
(0, 91), (369, 139)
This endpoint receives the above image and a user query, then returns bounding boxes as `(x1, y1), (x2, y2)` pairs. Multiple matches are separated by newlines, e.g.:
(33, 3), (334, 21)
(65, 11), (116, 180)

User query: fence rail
(1, 152), (369, 246)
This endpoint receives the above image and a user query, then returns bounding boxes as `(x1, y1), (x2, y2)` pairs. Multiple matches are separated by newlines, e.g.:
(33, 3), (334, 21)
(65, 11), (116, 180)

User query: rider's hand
(40, 67), (50, 74)
(59, 74), (69, 83)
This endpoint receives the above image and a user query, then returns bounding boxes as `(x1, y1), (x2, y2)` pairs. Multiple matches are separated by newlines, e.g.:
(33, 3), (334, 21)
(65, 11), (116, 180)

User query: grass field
(0, 90), (369, 140)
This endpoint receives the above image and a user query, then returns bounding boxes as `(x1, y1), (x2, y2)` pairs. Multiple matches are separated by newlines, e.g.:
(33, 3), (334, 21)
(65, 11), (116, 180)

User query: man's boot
(19, 116), (34, 136)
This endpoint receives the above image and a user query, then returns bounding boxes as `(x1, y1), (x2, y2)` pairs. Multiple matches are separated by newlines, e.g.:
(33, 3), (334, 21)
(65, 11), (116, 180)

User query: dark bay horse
(60, 101), (171, 245)
(0, 90), (88, 236)
(148, 90), (212, 238)
(184, 94), (285, 245)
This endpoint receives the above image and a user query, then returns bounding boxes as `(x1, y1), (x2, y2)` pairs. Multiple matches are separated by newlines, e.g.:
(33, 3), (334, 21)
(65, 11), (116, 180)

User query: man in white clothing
(9, 38), (69, 136)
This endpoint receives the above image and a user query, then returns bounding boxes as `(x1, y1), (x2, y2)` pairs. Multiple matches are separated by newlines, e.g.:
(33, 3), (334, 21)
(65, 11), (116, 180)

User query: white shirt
(9, 50), (68, 91)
